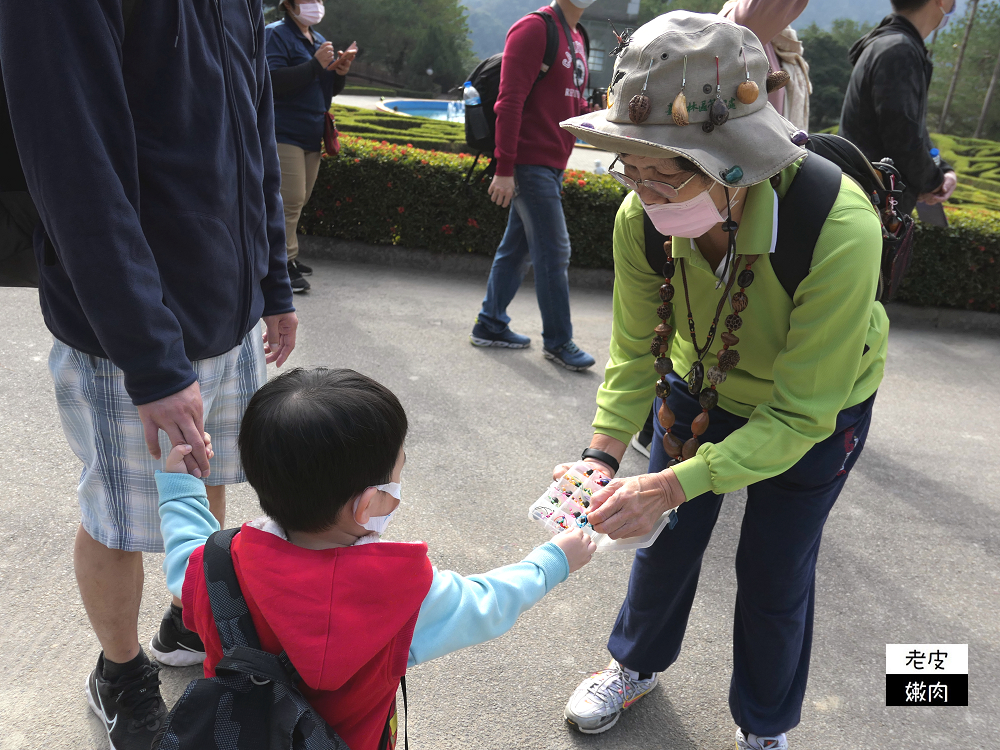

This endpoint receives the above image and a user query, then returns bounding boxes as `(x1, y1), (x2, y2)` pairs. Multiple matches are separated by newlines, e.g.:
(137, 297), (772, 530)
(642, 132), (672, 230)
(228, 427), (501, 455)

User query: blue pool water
(381, 99), (465, 123)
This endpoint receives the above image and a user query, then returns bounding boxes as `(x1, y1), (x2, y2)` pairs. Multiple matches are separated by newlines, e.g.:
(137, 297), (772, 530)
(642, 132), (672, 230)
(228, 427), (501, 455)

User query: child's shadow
(563, 691), (699, 750)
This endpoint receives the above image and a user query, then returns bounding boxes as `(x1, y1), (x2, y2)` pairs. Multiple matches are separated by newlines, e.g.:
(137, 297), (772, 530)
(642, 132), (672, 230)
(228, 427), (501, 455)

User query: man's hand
(586, 469), (686, 540)
(919, 171), (958, 205)
(165, 433), (214, 474)
(314, 42), (336, 69)
(263, 312), (299, 367)
(137, 381), (209, 478)
(488, 174), (515, 208)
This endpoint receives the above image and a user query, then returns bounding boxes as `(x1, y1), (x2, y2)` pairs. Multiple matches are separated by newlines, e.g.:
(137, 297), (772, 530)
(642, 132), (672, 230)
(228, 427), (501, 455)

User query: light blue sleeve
(407, 542), (570, 667)
(156, 471), (220, 600)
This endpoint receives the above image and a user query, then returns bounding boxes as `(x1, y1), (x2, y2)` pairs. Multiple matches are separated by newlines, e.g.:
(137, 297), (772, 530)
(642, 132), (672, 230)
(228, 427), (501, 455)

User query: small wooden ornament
(766, 69), (790, 93)
(737, 80), (759, 104)
(658, 402), (676, 430)
(629, 94), (651, 124)
(709, 98), (730, 126)
(672, 92), (689, 126)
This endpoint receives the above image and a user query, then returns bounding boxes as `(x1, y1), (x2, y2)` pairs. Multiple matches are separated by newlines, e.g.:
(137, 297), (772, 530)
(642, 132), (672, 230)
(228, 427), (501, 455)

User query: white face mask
(354, 482), (400, 536)
(640, 183), (741, 238)
(935, 0), (956, 32)
(568, 0), (598, 7)
(290, 1), (324, 26)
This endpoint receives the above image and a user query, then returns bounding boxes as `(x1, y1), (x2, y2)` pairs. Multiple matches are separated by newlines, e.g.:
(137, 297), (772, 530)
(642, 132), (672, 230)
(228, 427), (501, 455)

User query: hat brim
(562, 103), (806, 188)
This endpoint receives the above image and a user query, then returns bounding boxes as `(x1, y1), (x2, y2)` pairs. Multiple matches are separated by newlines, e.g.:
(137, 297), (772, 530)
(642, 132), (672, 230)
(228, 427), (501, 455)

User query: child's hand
(552, 528), (597, 573)
(165, 433), (214, 474)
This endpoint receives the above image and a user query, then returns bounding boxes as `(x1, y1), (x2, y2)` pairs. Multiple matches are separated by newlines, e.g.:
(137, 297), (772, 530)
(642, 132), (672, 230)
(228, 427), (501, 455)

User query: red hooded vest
(182, 525), (434, 750)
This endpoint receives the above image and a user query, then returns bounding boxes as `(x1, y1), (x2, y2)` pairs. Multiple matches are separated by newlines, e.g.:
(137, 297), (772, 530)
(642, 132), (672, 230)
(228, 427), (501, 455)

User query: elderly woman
(556, 12), (887, 750)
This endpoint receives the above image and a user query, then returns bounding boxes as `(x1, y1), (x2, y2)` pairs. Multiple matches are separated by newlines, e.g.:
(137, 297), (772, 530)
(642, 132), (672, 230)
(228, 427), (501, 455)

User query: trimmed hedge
(299, 135), (1000, 313)
(333, 104), (465, 152)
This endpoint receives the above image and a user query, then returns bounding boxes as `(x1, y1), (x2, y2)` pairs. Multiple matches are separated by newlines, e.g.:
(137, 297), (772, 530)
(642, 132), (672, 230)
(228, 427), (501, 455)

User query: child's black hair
(238, 367), (407, 533)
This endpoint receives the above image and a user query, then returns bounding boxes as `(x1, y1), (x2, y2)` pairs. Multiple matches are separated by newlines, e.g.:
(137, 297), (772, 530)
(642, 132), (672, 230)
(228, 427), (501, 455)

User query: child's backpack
(642, 133), (915, 304)
(152, 528), (352, 750)
(462, 3), (589, 183)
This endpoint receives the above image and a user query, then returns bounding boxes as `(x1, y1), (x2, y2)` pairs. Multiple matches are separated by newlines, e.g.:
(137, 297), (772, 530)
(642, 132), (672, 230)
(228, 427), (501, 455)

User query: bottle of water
(463, 81), (489, 143)
(930, 147), (941, 166)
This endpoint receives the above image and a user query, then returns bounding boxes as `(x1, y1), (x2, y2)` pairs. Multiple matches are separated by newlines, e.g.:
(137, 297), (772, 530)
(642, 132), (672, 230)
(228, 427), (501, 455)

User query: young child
(157, 367), (596, 750)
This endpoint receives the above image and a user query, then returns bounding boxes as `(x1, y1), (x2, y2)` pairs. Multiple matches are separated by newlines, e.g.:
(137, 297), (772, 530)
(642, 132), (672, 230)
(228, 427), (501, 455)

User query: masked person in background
(840, 0), (958, 216)
(556, 12), (887, 749)
(266, 0), (356, 293)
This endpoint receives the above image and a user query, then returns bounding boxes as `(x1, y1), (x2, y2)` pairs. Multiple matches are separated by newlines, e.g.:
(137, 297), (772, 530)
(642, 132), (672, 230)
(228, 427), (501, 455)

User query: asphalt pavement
(1, 258), (997, 749)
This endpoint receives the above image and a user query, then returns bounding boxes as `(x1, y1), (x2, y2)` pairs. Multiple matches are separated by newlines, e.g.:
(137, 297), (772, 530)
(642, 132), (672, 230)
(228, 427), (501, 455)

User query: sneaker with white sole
(86, 653), (167, 750)
(469, 321), (531, 348)
(736, 728), (789, 749)
(543, 340), (595, 371)
(630, 432), (651, 458)
(564, 660), (658, 734)
(149, 604), (206, 667)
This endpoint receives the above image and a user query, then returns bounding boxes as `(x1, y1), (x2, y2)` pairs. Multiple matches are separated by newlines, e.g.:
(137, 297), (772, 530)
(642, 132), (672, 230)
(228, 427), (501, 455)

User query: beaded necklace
(649, 188), (759, 464)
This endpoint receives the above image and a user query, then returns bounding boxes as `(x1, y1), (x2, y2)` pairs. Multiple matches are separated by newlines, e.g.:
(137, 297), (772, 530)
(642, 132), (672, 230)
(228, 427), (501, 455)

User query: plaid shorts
(49, 324), (266, 552)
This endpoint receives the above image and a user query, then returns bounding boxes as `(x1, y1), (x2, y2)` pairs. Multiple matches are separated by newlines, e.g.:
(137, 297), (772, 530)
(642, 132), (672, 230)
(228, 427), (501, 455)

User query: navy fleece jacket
(0, 0), (294, 404)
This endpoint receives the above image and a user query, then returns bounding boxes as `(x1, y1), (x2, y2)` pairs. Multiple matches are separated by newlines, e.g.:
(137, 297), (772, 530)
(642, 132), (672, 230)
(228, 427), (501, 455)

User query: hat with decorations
(561, 11), (807, 188)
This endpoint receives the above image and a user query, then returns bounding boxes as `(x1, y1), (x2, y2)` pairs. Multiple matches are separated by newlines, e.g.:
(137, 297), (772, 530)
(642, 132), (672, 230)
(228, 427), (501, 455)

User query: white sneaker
(564, 660), (658, 734)
(630, 432), (651, 458)
(736, 728), (788, 749)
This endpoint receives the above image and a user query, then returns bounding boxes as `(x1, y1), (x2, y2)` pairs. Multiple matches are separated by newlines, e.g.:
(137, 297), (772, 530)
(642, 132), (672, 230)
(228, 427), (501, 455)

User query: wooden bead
(699, 387), (719, 410)
(657, 303), (672, 320)
(736, 80), (759, 104)
(663, 432), (684, 458)
(658, 402), (676, 430)
(687, 360), (704, 395)
(672, 91), (688, 126)
(766, 69), (790, 93)
(725, 313), (743, 331)
(706, 365), (727, 386)
(731, 291), (748, 313)
(682, 437), (700, 460)
(721, 331), (740, 347)
(718, 348), (741, 371)
(654, 322), (672, 337)
(650, 336), (667, 356)
(654, 356), (674, 376)
(659, 283), (675, 302)
(662, 259), (676, 278)
(737, 268), (755, 288)
(655, 378), (671, 399)
(629, 94), (652, 124)
(691, 411), (710, 436)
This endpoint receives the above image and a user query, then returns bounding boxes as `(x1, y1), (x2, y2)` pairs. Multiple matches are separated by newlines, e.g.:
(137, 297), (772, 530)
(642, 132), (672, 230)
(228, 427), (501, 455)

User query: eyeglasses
(607, 157), (699, 199)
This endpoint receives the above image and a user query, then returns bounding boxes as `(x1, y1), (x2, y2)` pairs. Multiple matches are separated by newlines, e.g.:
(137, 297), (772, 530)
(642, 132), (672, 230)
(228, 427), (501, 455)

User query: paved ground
(1, 259), (998, 749)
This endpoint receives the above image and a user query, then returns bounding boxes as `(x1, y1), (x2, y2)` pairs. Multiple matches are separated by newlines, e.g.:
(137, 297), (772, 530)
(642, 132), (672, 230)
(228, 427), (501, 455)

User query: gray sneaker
(564, 660), (658, 734)
(736, 729), (788, 749)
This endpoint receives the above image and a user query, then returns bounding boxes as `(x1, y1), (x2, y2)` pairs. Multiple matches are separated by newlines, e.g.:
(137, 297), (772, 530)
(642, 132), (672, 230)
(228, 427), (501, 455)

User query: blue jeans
(477, 165), (572, 350)
(607, 373), (877, 736)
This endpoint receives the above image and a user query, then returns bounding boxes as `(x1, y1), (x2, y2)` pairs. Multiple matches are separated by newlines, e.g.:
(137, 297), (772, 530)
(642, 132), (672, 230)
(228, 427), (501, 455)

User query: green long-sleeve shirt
(594, 159), (888, 499)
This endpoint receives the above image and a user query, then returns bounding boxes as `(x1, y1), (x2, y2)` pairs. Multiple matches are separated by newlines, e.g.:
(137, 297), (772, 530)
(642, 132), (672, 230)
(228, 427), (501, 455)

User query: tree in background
(928, 0), (1000, 139)
(305, 0), (475, 92)
(798, 19), (874, 131)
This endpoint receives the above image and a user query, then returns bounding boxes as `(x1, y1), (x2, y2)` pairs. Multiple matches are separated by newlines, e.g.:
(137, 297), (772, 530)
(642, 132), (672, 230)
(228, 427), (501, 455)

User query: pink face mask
(291, 1), (325, 26)
(641, 183), (740, 238)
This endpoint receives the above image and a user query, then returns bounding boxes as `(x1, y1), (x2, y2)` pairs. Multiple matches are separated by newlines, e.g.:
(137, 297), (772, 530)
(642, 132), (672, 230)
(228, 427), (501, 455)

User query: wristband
(581, 448), (620, 475)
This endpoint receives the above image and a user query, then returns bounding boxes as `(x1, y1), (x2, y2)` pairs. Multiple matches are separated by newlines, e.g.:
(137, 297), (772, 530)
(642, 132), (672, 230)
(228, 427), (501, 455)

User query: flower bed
(299, 135), (1000, 313)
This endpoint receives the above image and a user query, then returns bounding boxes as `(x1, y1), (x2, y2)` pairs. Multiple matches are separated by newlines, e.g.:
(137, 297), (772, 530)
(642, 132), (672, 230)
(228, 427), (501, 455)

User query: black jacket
(839, 14), (951, 216)
(0, 0), (294, 404)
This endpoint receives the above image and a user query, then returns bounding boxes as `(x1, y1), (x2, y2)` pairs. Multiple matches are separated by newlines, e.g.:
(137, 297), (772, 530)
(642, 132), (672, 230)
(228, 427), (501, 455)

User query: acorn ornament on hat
(560, 11), (807, 188)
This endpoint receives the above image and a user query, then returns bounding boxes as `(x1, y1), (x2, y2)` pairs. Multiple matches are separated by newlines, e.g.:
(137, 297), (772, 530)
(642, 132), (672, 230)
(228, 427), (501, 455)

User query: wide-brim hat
(561, 11), (807, 188)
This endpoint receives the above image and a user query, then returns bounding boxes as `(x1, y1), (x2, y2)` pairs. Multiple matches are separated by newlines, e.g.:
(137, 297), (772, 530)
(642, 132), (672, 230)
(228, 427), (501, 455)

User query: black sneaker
(86, 653), (167, 750)
(287, 260), (311, 293)
(149, 604), (206, 667)
(290, 259), (313, 276)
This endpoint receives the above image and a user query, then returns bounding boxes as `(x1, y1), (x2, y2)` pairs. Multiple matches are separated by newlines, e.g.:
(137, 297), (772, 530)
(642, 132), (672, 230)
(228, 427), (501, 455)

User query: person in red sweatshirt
(470, 0), (598, 372)
(154, 367), (596, 749)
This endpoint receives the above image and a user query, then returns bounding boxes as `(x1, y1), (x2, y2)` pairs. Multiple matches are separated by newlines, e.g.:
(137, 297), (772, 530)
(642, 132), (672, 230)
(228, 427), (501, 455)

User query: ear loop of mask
(719, 186), (739, 289)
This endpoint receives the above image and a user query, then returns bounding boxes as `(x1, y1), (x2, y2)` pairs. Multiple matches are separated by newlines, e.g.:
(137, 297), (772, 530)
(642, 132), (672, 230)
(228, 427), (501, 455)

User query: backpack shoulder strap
(642, 209), (671, 274)
(529, 11), (560, 81)
(771, 152), (842, 299)
(203, 528), (263, 652)
(577, 21), (590, 57)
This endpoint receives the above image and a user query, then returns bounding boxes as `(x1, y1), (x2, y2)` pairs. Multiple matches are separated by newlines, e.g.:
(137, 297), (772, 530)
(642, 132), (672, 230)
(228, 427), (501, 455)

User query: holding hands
(165, 434), (215, 475)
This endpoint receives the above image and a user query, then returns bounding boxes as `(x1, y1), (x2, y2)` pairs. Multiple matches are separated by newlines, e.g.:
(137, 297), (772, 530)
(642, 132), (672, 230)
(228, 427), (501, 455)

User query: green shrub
(300, 136), (1000, 311)
(332, 105), (466, 152)
(341, 84), (397, 96)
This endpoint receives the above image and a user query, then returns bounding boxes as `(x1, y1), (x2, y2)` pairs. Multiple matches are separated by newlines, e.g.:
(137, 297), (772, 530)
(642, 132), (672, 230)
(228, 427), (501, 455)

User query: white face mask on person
(290, 1), (325, 26)
(935, 0), (956, 32)
(353, 482), (400, 536)
(640, 183), (741, 238)
(567, 0), (598, 7)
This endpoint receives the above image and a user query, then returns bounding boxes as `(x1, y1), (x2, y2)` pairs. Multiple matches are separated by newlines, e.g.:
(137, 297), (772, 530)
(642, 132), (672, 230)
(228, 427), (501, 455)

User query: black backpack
(462, 1), (589, 183)
(152, 528), (376, 750)
(0, 0), (143, 288)
(643, 133), (915, 304)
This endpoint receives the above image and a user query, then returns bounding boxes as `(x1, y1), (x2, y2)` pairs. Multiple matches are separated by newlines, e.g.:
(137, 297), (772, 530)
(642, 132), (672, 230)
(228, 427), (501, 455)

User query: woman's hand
(329, 48), (356, 75)
(314, 41), (336, 69)
(586, 469), (686, 540)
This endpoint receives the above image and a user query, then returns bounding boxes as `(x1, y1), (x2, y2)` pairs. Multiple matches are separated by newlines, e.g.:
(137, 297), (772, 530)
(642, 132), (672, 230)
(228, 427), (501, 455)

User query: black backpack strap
(530, 11), (560, 82)
(771, 152), (842, 299)
(642, 209), (671, 274)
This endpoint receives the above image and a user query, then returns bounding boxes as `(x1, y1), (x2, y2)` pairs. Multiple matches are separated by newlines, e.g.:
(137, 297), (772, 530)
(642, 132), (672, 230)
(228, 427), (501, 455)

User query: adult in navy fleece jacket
(0, 0), (296, 406)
